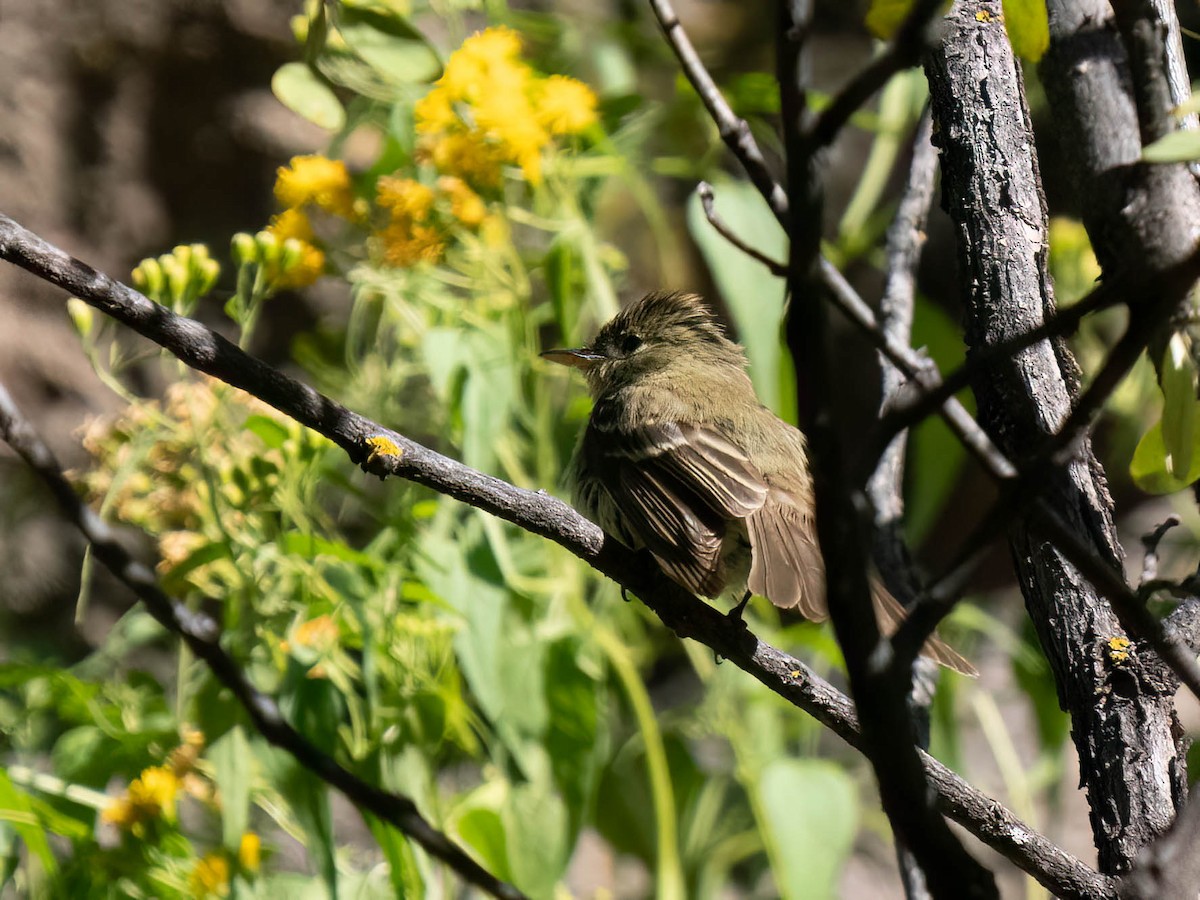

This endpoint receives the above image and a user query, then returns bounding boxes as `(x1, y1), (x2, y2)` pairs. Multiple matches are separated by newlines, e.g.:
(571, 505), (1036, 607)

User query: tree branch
(647, 0), (789, 224)
(927, 0), (1186, 872)
(0, 211), (1112, 899)
(695, 181), (787, 275)
(806, 0), (945, 152)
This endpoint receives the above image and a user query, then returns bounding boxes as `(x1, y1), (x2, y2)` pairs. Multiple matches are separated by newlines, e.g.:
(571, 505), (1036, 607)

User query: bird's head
(542, 291), (746, 396)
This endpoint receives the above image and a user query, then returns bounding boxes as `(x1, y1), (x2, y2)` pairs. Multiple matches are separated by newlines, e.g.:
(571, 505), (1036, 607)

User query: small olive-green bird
(543, 291), (975, 675)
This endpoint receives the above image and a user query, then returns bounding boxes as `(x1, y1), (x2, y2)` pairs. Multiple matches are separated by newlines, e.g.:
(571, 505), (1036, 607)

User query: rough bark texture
(925, 0), (1184, 875)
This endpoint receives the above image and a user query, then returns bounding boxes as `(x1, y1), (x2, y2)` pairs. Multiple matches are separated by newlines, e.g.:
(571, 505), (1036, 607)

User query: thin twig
(696, 182), (787, 275)
(0, 382), (529, 900)
(868, 108), (937, 549)
(1139, 516), (1181, 587)
(647, 0), (789, 224)
(0, 212), (1113, 900)
(806, 0), (947, 152)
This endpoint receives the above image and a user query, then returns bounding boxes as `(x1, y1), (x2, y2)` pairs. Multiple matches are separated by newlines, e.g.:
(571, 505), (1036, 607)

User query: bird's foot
(725, 590), (752, 629)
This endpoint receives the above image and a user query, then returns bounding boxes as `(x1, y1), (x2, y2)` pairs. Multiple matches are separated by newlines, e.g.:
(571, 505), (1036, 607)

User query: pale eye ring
(619, 333), (643, 355)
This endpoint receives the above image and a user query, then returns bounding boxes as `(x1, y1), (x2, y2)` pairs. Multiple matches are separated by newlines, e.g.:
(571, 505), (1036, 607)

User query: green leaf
(757, 760), (857, 900)
(1143, 129), (1200, 163)
(259, 746), (338, 896)
(0, 770), (56, 875)
(245, 414), (291, 449)
(364, 813), (425, 898)
(335, 6), (441, 85)
(452, 783), (512, 882)
(209, 726), (251, 851)
(504, 781), (569, 897)
(1160, 332), (1197, 480)
(543, 639), (602, 839)
(686, 179), (792, 417)
(866, 0), (916, 39)
(1002, 0), (1049, 61)
(1131, 419), (1200, 493)
(272, 62), (346, 132)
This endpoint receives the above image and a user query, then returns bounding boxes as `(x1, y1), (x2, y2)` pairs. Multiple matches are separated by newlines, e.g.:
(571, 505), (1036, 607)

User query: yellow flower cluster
(265, 154), (367, 288)
(274, 155), (356, 217)
(414, 27), (598, 187)
(102, 765), (181, 834)
(264, 208), (326, 289)
(189, 832), (261, 897)
(371, 174), (488, 268)
(102, 729), (207, 835)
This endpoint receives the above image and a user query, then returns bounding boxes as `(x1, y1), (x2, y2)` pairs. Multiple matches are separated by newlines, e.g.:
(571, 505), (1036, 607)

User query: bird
(542, 290), (976, 676)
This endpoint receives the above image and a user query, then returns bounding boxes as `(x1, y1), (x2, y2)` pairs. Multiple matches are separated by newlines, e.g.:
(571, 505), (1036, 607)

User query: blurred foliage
(3, 0), (1189, 898)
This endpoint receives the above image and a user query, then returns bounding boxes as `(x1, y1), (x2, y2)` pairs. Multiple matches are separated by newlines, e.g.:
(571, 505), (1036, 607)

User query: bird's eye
(619, 333), (643, 355)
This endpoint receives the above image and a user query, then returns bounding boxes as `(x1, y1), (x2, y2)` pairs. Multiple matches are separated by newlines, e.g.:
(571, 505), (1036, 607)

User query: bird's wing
(745, 494), (828, 619)
(585, 420), (768, 596)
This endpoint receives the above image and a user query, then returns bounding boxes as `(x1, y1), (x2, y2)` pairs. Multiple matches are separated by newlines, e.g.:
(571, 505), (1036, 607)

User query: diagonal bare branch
(0, 211), (1114, 900)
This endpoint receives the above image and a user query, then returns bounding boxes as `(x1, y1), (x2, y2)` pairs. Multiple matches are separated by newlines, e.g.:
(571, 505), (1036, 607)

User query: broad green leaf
(1160, 332), (1197, 480)
(335, 7), (441, 84)
(272, 62), (346, 132)
(757, 759), (857, 900)
(505, 781), (569, 898)
(452, 782), (513, 882)
(1002, 0), (1049, 61)
(686, 179), (792, 417)
(209, 726), (251, 851)
(0, 770), (56, 874)
(544, 639), (602, 838)
(1131, 419), (1200, 493)
(1143, 129), (1200, 163)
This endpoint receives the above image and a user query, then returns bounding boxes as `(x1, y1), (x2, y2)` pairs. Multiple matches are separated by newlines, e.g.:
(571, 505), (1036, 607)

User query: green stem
(593, 627), (685, 900)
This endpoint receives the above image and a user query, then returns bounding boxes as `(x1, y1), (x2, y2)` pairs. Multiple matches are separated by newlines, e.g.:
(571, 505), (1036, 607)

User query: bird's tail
(872, 582), (978, 677)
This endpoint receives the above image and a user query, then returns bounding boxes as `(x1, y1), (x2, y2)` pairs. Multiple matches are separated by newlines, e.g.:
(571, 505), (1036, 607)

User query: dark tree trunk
(925, 0), (1185, 874)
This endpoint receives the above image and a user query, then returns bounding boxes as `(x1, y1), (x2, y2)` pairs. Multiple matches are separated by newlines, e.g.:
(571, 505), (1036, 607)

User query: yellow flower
(376, 176), (435, 222)
(439, 27), (526, 101)
(292, 614), (340, 651)
(169, 727), (206, 775)
(266, 207), (315, 242)
(130, 766), (180, 819)
(375, 221), (446, 267)
(103, 764), (181, 832)
(460, 27), (523, 68)
(273, 155), (356, 218)
(414, 86), (458, 133)
(423, 131), (504, 188)
(238, 832), (262, 874)
(264, 210), (324, 289)
(437, 176), (486, 227)
(536, 75), (598, 135)
(191, 853), (230, 898)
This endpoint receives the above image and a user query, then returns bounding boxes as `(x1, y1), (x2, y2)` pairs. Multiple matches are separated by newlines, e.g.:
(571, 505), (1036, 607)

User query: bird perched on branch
(543, 290), (975, 676)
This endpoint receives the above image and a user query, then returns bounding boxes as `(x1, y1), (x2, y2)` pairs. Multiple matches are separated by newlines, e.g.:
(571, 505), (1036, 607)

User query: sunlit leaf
(1143, 129), (1200, 163)
(758, 760), (857, 900)
(1160, 332), (1197, 480)
(1002, 0), (1049, 61)
(0, 770), (57, 874)
(1131, 419), (1200, 493)
(272, 62), (346, 131)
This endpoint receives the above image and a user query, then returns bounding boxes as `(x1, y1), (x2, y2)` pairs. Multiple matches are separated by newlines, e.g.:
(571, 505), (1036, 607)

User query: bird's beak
(541, 348), (605, 370)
